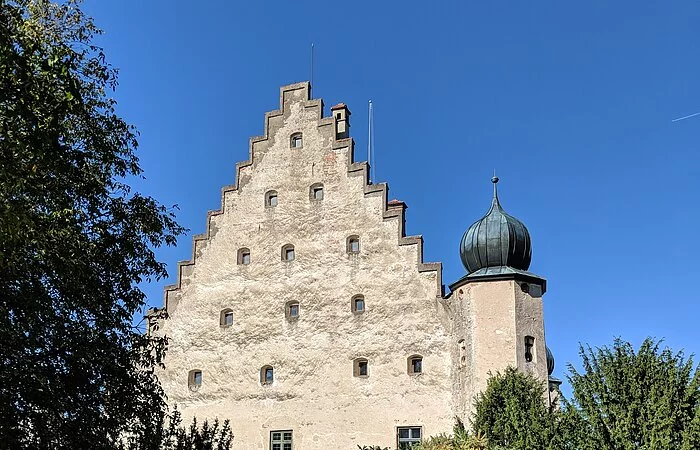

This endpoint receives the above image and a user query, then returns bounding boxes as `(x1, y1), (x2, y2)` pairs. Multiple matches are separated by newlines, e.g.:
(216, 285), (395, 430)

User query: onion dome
(460, 177), (532, 274)
(546, 346), (555, 376)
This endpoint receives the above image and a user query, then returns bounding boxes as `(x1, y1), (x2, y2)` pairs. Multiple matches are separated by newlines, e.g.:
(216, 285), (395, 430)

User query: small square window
(291, 134), (303, 148)
(313, 187), (323, 200)
(269, 195), (278, 206)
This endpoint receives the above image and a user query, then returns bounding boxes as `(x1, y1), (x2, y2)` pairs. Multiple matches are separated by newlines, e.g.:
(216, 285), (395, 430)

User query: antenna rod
(310, 43), (314, 93)
(368, 100), (373, 182)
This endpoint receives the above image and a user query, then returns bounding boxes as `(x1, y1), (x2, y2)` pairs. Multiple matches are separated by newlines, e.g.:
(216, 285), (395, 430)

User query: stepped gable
(162, 82), (443, 313)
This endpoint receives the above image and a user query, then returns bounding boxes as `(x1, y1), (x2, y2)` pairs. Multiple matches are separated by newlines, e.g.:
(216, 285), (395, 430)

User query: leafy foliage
(472, 367), (559, 450)
(120, 408), (234, 450)
(564, 338), (700, 450)
(0, 0), (185, 447)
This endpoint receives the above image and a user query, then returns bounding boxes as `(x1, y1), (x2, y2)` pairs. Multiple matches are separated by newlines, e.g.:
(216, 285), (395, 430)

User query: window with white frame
(397, 427), (422, 449)
(270, 430), (293, 450)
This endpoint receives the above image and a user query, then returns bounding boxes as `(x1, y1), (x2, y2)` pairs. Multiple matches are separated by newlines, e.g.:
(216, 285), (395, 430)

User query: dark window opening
(282, 244), (295, 261)
(347, 235), (360, 254)
(409, 356), (423, 374)
(352, 295), (365, 313)
(220, 309), (234, 327)
(525, 336), (535, 363)
(238, 248), (251, 265)
(310, 183), (324, 201)
(287, 301), (299, 319)
(266, 191), (278, 207)
(290, 133), (303, 148)
(261, 366), (274, 385)
(354, 358), (368, 377)
(188, 370), (202, 390)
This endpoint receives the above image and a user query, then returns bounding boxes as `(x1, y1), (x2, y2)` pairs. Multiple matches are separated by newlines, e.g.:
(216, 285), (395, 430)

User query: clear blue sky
(84, 1), (700, 393)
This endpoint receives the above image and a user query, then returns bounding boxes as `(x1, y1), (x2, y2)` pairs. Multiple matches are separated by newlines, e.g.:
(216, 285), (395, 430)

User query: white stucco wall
(157, 83), (454, 449)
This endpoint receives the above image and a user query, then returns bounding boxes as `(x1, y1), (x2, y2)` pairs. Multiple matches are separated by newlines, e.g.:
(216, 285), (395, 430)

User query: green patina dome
(460, 177), (532, 274)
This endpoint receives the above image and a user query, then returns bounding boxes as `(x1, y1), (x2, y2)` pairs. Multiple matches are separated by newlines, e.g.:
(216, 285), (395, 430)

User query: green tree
(472, 367), (559, 450)
(565, 338), (700, 450)
(0, 0), (186, 447)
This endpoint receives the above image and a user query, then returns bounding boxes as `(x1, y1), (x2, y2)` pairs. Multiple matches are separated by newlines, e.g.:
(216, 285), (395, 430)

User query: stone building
(154, 82), (558, 450)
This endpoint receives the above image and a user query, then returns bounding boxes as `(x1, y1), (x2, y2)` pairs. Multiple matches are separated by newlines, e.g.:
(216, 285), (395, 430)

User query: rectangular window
(355, 298), (364, 312)
(313, 188), (323, 200)
(289, 303), (299, 318)
(524, 336), (535, 363)
(397, 427), (422, 449)
(350, 240), (359, 253)
(358, 360), (368, 376)
(269, 195), (278, 206)
(193, 371), (202, 385)
(224, 312), (234, 326)
(241, 253), (250, 265)
(411, 358), (422, 374)
(271, 430), (292, 450)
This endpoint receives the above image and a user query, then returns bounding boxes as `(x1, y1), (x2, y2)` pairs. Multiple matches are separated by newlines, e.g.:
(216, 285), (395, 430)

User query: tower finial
(491, 171), (499, 199)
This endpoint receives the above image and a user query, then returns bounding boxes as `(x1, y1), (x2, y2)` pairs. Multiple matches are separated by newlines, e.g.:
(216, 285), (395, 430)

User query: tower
(450, 176), (550, 419)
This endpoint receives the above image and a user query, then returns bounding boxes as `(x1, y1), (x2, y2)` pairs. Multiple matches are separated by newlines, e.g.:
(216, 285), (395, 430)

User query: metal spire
(491, 171), (499, 200)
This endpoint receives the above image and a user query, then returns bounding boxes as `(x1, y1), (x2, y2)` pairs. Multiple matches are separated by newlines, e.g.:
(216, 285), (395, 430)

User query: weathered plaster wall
(449, 278), (548, 422)
(157, 83), (452, 449)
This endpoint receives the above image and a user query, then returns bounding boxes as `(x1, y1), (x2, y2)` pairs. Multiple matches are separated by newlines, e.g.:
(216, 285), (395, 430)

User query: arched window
(281, 244), (295, 262)
(309, 183), (324, 201)
(290, 133), (303, 148)
(265, 190), (278, 207)
(347, 235), (360, 254)
(220, 308), (234, 327)
(260, 365), (274, 385)
(408, 355), (423, 375)
(353, 358), (369, 377)
(188, 369), (202, 390)
(351, 295), (365, 313)
(286, 301), (300, 320)
(524, 336), (535, 363)
(237, 247), (250, 265)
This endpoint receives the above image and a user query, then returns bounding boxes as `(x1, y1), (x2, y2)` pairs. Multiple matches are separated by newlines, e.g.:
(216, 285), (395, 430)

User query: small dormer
(331, 103), (351, 140)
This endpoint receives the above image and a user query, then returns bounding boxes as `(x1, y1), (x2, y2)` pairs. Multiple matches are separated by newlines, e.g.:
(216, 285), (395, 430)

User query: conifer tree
(565, 338), (700, 450)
